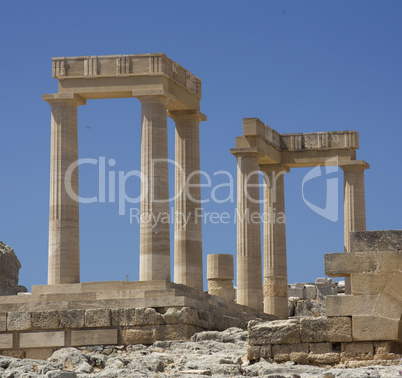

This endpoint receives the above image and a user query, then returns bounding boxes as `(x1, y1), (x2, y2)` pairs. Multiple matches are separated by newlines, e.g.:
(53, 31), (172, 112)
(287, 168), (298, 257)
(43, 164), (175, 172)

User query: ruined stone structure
(231, 118), (369, 318)
(247, 230), (402, 364)
(1, 54), (400, 363)
(0, 54), (274, 359)
(0, 242), (27, 296)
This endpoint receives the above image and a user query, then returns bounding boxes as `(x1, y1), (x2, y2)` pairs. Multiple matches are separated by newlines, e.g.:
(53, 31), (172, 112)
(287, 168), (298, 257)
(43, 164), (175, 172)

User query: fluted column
(340, 160), (369, 294)
(260, 164), (289, 318)
(168, 110), (206, 291)
(43, 93), (86, 285)
(139, 95), (171, 281)
(233, 150), (263, 311)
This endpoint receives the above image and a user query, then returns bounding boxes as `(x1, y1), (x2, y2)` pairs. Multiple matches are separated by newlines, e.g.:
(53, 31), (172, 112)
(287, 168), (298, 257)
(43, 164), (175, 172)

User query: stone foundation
(0, 280), (275, 359)
(247, 317), (402, 365)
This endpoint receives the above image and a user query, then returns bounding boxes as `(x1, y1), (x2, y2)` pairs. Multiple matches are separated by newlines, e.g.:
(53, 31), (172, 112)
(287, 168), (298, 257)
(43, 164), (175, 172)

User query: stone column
(139, 95), (171, 281)
(43, 93), (86, 285)
(260, 164), (289, 318)
(340, 161), (369, 294)
(207, 254), (235, 301)
(168, 110), (206, 291)
(233, 151), (263, 311)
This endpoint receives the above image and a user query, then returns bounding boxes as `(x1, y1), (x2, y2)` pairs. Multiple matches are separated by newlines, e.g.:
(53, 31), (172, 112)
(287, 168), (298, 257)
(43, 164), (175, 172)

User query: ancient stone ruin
(0, 242), (27, 296)
(0, 54), (400, 365)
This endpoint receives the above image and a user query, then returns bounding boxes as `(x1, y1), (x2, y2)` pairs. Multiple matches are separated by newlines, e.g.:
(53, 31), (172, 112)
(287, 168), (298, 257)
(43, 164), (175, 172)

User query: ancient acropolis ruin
(0, 53), (400, 363)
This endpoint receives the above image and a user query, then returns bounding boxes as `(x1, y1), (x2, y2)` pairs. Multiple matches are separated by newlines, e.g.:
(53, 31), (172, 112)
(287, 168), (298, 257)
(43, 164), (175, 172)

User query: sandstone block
(20, 331), (65, 348)
(7, 311), (31, 331)
(163, 307), (199, 325)
(85, 308), (111, 327)
(31, 311), (59, 329)
(59, 309), (85, 328)
(0, 333), (13, 349)
(71, 329), (118, 346)
(308, 353), (340, 364)
(112, 307), (163, 326)
(249, 319), (301, 345)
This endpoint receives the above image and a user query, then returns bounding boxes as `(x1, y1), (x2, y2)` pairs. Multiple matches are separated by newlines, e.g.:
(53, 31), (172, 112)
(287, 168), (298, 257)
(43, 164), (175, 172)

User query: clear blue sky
(1, 1), (401, 290)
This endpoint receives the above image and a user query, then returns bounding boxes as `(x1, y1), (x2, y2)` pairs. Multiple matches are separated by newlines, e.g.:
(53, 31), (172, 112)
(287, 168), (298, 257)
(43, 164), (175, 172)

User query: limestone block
(259, 345), (272, 360)
(305, 285), (317, 300)
(121, 327), (161, 345)
(290, 352), (309, 364)
(25, 348), (54, 360)
(0, 349), (25, 359)
(59, 309), (85, 328)
(273, 353), (289, 362)
(295, 300), (325, 317)
(350, 272), (391, 295)
(287, 286), (305, 299)
(352, 315), (401, 341)
(377, 251), (402, 272)
(0, 333), (13, 349)
(163, 307), (199, 326)
(208, 279), (235, 301)
(300, 317), (352, 343)
(308, 353), (340, 364)
(71, 329), (118, 346)
(207, 254), (234, 280)
(31, 311), (59, 329)
(325, 252), (376, 277)
(85, 308), (111, 327)
(326, 294), (377, 317)
(223, 315), (244, 330)
(309, 343), (333, 354)
(272, 343), (309, 356)
(248, 319), (301, 345)
(7, 311), (31, 331)
(209, 311), (225, 331)
(247, 345), (261, 361)
(315, 278), (334, 287)
(341, 342), (374, 361)
(350, 230), (402, 251)
(374, 341), (402, 355)
(161, 324), (198, 341)
(111, 307), (164, 326)
(0, 313), (6, 331)
(317, 286), (337, 301)
(0, 241), (21, 287)
(20, 331), (65, 348)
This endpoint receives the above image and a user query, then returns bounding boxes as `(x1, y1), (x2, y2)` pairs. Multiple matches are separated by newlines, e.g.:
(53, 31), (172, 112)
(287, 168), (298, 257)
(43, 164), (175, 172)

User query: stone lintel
(230, 147), (259, 158)
(350, 230), (402, 252)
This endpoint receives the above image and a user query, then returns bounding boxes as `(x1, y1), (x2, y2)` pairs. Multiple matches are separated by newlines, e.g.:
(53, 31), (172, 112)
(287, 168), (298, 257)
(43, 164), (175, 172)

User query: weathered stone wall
(247, 317), (402, 365)
(0, 242), (27, 296)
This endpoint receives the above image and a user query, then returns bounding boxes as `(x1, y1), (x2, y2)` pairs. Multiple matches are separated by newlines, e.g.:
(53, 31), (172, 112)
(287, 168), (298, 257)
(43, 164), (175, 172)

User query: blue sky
(0, 1), (401, 290)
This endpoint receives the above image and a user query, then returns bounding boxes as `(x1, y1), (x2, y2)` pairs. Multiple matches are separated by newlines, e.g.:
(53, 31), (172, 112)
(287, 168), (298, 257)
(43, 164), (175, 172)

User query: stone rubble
(0, 241), (27, 296)
(0, 328), (400, 377)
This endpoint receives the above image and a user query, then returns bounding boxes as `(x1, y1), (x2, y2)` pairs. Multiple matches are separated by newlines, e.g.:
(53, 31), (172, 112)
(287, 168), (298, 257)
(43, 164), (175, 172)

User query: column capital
(135, 92), (173, 105)
(168, 109), (207, 122)
(339, 160), (370, 171)
(42, 93), (86, 106)
(230, 148), (259, 159)
(259, 164), (290, 173)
